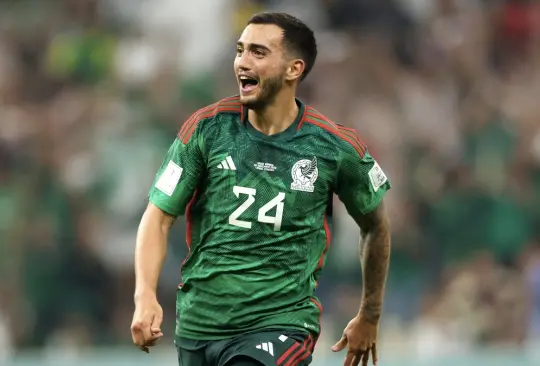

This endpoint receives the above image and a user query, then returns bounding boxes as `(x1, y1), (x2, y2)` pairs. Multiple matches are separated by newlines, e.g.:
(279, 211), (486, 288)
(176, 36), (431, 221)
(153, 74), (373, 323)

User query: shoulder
(177, 95), (243, 143)
(301, 106), (367, 158)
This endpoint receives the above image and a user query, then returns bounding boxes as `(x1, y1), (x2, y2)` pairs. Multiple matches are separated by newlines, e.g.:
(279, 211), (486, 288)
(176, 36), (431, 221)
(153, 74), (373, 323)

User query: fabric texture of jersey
(148, 95), (391, 341)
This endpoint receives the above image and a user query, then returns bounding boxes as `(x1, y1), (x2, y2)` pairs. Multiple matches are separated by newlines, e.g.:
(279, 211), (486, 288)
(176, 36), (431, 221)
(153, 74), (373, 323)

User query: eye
(236, 47), (243, 56)
(252, 49), (265, 58)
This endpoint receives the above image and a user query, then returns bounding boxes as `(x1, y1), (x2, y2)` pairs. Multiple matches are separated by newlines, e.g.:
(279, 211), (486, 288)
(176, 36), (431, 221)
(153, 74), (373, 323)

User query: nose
(236, 51), (252, 72)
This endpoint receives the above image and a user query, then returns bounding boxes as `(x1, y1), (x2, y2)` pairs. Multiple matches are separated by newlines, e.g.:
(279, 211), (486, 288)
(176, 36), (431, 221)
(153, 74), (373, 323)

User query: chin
(238, 93), (259, 105)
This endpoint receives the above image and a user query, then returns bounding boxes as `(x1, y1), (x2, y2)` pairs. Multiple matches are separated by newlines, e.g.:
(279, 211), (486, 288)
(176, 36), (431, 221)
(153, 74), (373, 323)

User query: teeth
(240, 76), (254, 80)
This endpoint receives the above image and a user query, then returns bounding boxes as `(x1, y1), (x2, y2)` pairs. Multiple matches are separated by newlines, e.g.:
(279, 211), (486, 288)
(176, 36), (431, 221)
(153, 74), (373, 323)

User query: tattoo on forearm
(358, 207), (391, 324)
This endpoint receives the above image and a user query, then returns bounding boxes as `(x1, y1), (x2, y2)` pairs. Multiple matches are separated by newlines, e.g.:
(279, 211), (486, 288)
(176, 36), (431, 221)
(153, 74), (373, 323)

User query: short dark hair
(248, 12), (317, 82)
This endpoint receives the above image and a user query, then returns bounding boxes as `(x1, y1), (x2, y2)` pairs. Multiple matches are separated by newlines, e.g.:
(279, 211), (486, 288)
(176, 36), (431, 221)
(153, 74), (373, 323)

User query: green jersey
(148, 95), (391, 341)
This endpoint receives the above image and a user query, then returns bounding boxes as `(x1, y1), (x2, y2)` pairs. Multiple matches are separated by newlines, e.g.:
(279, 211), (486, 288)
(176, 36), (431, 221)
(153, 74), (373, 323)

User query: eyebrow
(236, 41), (271, 53)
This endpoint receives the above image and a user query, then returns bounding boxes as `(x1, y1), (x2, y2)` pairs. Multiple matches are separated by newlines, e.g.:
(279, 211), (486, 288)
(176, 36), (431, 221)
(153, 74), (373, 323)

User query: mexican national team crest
(291, 157), (318, 192)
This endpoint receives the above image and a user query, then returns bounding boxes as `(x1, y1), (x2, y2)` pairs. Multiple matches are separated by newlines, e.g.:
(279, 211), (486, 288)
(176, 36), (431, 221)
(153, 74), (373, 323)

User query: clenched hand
(130, 294), (164, 353)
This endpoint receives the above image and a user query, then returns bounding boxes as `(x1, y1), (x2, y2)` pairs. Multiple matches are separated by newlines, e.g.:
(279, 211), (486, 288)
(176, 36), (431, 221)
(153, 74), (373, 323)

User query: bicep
(142, 202), (176, 232)
(352, 200), (389, 235)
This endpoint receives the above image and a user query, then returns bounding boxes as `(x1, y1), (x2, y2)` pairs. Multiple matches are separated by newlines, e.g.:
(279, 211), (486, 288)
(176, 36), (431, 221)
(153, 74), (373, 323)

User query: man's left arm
(333, 141), (391, 365)
(334, 145), (392, 314)
(353, 201), (391, 324)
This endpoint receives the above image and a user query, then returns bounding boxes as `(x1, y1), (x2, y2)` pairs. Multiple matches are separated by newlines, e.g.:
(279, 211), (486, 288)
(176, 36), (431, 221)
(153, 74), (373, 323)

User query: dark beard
(241, 75), (283, 110)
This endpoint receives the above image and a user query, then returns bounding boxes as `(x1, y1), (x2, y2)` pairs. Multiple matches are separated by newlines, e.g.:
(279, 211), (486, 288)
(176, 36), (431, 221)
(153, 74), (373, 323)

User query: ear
(285, 59), (305, 82)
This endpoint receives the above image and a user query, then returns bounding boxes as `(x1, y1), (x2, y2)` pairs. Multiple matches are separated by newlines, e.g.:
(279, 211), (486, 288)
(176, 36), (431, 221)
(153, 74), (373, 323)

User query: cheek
(260, 62), (282, 79)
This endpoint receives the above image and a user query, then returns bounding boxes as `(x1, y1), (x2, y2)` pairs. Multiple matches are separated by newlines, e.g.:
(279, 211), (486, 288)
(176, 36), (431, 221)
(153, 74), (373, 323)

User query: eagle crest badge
(291, 157), (318, 192)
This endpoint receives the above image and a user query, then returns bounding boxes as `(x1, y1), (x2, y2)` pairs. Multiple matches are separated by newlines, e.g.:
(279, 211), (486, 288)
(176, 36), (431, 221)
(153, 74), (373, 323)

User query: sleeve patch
(155, 161), (183, 196)
(368, 161), (387, 192)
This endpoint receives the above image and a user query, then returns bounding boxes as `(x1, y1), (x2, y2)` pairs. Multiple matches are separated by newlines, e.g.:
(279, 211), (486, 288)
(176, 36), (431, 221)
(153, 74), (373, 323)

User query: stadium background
(1, 0), (540, 365)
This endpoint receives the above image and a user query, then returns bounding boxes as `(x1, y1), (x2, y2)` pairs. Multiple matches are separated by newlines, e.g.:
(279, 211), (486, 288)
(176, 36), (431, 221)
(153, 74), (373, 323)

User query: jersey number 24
(229, 185), (285, 231)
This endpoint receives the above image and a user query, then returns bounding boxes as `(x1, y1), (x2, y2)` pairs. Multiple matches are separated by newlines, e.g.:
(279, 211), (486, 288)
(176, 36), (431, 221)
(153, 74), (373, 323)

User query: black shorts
(176, 329), (314, 366)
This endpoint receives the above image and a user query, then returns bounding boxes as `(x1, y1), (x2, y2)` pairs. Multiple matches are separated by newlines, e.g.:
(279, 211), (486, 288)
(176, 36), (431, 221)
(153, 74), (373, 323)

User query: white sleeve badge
(368, 161), (387, 192)
(155, 160), (183, 196)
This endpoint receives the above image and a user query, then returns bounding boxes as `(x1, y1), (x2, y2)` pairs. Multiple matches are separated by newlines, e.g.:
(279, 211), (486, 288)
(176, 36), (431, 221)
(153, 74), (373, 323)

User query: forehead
(238, 24), (284, 50)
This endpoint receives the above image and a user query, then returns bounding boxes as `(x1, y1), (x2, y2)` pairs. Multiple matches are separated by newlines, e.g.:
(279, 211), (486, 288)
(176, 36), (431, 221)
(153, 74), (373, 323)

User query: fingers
(150, 329), (164, 341)
(332, 335), (348, 352)
(344, 350), (358, 366)
(361, 348), (370, 366)
(359, 345), (377, 366)
(151, 312), (163, 333)
(131, 321), (147, 349)
(149, 312), (164, 346)
(342, 345), (376, 366)
(142, 322), (153, 344)
(131, 320), (161, 352)
(147, 326), (163, 341)
(145, 337), (160, 348)
(147, 329), (164, 347)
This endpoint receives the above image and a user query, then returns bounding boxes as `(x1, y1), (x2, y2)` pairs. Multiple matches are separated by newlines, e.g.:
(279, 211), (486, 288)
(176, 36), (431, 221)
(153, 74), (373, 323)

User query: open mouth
(239, 75), (259, 94)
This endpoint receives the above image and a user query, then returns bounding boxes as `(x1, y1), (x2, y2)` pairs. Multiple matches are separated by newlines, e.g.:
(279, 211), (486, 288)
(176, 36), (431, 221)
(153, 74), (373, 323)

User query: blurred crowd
(1, 0), (540, 361)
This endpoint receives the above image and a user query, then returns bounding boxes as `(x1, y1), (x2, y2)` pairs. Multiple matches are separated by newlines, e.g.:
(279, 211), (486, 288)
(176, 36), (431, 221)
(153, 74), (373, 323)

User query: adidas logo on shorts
(255, 342), (274, 356)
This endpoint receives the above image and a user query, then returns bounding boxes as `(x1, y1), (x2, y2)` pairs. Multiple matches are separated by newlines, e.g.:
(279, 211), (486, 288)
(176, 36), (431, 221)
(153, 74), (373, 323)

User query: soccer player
(130, 12), (391, 366)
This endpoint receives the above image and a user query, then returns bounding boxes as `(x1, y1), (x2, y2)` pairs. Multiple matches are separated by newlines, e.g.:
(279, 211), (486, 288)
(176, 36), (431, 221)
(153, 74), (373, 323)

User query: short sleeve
(335, 147), (391, 217)
(148, 125), (205, 217)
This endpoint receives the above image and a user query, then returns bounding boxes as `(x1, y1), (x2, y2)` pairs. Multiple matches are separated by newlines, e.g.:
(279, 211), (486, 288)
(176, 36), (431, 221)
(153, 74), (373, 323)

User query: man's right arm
(134, 203), (175, 301)
(136, 122), (205, 297)
(131, 203), (172, 352)
(131, 117), (206, 351)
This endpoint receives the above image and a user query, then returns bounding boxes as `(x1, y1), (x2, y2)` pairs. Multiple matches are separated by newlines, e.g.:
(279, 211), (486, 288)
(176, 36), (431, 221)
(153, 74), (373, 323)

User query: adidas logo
(255, 342), (274, 356)
(217, 156), (237, 170)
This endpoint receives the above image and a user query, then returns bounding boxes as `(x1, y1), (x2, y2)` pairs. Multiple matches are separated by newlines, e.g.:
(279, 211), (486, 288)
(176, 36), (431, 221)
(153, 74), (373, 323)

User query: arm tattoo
(355, 202), (391, 324)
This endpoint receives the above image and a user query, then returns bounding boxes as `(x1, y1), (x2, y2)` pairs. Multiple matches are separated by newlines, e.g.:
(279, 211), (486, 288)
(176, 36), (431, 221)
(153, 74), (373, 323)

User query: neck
(248, 91), (299, 136)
